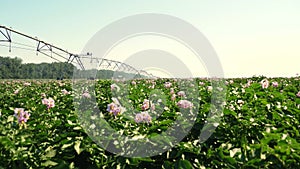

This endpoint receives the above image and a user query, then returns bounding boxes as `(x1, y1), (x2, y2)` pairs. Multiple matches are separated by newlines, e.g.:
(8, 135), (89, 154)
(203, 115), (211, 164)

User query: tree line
(0, 56), (144, 79)
(0, 56), (75, 79)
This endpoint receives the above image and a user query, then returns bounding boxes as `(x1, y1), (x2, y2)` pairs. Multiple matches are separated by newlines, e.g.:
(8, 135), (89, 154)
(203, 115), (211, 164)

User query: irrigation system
(0, 25), (155, 78)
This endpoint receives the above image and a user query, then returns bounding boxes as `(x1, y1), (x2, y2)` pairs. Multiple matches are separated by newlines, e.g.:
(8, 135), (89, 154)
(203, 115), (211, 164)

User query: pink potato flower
(141, 111), (152, 123)
(170, 88), (175, 94)
(171, 94), (176, 101)
(261, 79), (269, 89)
(131, 81), (136, 85)
(272, 82), (278, 87)
(177, 91), (186, 97)
(14, 89), (19, 94)
(164, 82), (172, 88)
(41, 93), (46, 98)
(82, 91), (91, 98)
(111, 84), (120, 92)
(107, 102), (121, 116)
(135, 111), (152, 123)
(61, 89), (71, 95)
(245, 80), (252, 88)
(207, 86), (213, 92)
(177, 100), (193, 109)
(151, 104), (156, 111)
(14, 108), (30, 124)
(24, 82), (31, 86)
(107, 97), (126, 116)
(42, 97), (55, 109)
(134, 113), (144, 123)
(141, 99), (150, 110)
(296, 91), (300, 97)
(106, 100), (126, 116)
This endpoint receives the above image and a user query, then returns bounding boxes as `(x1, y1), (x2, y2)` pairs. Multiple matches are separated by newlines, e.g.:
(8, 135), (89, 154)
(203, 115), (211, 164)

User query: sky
(1, 0), (300, 78)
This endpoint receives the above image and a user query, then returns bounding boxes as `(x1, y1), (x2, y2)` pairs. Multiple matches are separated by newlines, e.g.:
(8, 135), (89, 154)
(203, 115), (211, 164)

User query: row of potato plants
(0, 76), (299, 168)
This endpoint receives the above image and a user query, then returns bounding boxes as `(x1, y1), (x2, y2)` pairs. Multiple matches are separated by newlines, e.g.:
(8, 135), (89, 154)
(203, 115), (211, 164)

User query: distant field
(0, 77), (300, 168)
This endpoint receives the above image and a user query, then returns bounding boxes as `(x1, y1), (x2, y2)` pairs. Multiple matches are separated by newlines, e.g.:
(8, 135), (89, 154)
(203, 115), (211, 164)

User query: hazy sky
(1, 1), (300, 78)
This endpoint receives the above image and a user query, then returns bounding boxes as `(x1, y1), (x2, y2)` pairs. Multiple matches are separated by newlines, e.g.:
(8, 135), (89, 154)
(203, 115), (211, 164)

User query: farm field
(0, 77), (300, 169)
